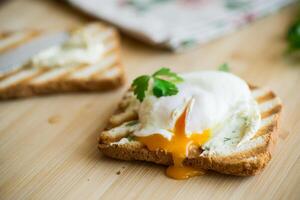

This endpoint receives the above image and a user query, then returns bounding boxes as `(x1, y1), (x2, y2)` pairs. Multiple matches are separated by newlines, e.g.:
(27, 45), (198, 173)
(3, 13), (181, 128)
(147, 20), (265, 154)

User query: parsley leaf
(132, 75), (150, 102)
(287, 20), (300, 53)
(152, 78), (179, 97)
(131, 68), (183, 102)
(125, 120), (139, 127)
(153, 67), (183, 83)
(218, 63), (230, 72)
(127, 135), (136, 141)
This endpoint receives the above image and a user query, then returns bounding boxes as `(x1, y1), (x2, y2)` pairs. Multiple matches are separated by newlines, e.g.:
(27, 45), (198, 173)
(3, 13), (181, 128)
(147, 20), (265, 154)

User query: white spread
(26, 25), (104, 68)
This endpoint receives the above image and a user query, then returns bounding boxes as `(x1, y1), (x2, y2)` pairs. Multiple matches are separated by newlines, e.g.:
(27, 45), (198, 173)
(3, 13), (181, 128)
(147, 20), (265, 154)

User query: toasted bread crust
(98, 86), (282, 176)
(0, 23), (125, 100)
(99, 142), (273, 176)
(0, 70), (125, 99)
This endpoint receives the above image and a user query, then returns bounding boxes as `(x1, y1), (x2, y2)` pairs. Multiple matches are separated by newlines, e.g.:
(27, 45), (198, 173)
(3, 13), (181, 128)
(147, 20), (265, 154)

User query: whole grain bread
(98, 85), (282, 176)
(0, 23), (125, 100)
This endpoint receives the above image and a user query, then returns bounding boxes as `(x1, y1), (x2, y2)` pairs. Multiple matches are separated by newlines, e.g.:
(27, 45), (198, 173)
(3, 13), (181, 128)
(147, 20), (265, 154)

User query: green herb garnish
(132, 75), (150, 102)
(127, 135), (136, 142)
(224, 137), (231, 142)
(287, 20), (300, 53)
(131, 68), (183, 102)
(180, 39), (196, 48)
(218, 63), (230, 72)
(152, 68), (183, 83)
(125, 120), (139, 127)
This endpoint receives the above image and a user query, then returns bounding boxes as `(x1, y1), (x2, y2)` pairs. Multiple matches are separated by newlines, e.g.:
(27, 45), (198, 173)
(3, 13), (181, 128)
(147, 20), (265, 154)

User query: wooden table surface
(0, 1), (300, 199)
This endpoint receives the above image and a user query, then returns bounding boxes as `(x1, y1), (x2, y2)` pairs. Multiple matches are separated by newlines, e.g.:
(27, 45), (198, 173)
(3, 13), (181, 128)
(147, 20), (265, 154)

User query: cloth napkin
(68, 0), (295, 51)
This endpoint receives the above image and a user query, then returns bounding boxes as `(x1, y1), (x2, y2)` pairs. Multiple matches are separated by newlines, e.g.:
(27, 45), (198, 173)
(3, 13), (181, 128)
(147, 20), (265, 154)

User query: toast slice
(98, 85), (282, 176)
(0, 23), (125, 100)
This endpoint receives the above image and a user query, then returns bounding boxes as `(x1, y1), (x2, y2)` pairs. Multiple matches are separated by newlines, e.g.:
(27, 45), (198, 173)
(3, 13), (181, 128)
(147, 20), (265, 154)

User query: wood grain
(0, 0), (300, 199)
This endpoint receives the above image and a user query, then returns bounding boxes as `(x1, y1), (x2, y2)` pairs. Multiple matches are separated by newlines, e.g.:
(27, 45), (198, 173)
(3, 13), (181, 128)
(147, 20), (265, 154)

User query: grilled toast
(98, 85), (282, 176)
(0, 23), (125, 100)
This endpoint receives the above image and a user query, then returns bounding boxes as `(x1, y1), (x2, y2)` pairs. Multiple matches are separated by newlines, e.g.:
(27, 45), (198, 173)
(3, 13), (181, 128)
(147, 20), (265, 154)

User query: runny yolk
(137, 109), (211, 180)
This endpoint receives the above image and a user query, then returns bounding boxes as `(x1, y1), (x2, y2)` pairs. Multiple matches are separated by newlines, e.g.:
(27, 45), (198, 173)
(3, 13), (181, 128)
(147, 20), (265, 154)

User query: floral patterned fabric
(68, 0), (295, 51)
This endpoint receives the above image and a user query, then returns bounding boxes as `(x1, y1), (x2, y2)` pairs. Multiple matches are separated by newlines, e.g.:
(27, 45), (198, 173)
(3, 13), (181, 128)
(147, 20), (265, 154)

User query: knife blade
(0, 31), (69, 73)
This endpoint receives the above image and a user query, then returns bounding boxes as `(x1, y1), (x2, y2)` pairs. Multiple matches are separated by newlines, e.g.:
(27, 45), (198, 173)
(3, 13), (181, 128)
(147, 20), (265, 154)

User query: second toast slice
(0, 23), (125, 100)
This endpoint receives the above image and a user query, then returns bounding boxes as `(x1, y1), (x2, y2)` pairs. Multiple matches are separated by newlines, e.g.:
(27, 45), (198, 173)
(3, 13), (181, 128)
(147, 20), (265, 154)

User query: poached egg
(132, 71), (261, 179)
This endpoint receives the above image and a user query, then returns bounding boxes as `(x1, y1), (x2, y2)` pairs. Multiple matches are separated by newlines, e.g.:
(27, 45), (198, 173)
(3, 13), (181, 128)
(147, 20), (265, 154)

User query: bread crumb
(279, 129), (289, 140)
(116, 171), (121, 175)
(48, 115), (61, 124)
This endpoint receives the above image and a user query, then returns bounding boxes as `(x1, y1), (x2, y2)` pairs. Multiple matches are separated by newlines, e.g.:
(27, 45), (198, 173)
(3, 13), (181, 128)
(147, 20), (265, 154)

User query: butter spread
(26, 25), (104, 68)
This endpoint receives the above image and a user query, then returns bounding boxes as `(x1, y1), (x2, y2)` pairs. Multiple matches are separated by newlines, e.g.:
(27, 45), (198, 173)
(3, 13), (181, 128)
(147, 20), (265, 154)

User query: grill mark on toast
(76, 55), (116, 79)
(0, 69), (40, 88)
(68, 49), (117, 79)
(30, 67), (72, 84)
(98, 64), (122, 80)
(54, 64), (88, 81)
(0, 69), (48, 89)
(17, 69), (49, 85)
(249, 85), (258, 90)
(0, 32), (11, 39)
(253, 123), (275, 138)
(31, 64), (88, 84)
(102, 43), (118, 58)
(109, 109), (138, 127)
(252, 88), (269, 99)
(103, 32), (118, 45)
(94, 64), (123, 84)
(90, 62), (117, 79)
(251, 112), (276, 139)
(60, 64), (90, 79)
(0, 31), (41, 53)
(256, 91), (276, 103)
(261, 104), (282, 119)
(252, 89), (280, 136)
(258, 97), (280, 113)
(0, 68), (22, 82)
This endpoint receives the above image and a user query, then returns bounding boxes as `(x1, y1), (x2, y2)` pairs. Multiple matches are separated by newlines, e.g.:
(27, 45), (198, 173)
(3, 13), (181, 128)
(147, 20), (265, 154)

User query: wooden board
(0, 0), (300, 199)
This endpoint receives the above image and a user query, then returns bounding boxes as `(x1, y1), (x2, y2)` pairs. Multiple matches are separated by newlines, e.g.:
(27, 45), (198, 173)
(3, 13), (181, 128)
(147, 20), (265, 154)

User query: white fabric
(68, 0), (295, 50)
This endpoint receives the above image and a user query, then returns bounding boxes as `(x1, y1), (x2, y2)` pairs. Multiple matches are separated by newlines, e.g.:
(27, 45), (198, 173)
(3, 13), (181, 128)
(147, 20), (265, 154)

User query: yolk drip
(137, 109), (211, 180)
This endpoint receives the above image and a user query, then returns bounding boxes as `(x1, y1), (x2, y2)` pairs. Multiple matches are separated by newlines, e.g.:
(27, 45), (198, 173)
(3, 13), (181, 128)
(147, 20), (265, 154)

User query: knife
(0, 31), (69, 73)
